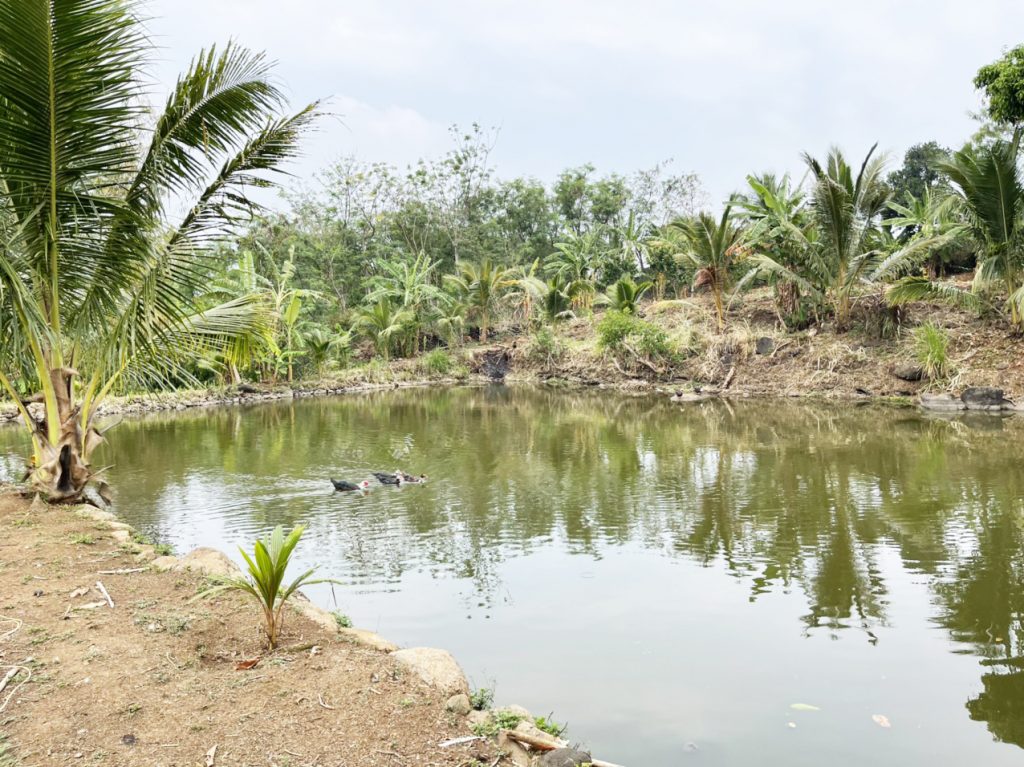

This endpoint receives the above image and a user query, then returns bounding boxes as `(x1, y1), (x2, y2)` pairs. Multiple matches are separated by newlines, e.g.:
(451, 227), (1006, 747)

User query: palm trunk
(27, 365), (107, 504)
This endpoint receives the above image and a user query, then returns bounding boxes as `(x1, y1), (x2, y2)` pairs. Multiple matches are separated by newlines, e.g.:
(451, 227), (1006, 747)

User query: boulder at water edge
(173, 547), (241, 577)
(919, 393), (966, 412)
(892, 362), (924, 381)
(537, 748), (593, 767)
(390, 647), (469, 695)
(961, 386), (1008, 411)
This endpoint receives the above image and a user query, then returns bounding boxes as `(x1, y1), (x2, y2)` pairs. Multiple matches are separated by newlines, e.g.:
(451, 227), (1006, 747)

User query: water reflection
(2, 387), (1023, 761)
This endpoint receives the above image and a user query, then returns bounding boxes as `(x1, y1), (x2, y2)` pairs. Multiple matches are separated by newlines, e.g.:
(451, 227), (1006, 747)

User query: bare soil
(0, 493), (494, 767)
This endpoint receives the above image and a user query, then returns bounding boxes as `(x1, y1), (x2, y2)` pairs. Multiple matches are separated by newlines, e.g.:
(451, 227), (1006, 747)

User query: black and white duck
(331, 478), (371, 492)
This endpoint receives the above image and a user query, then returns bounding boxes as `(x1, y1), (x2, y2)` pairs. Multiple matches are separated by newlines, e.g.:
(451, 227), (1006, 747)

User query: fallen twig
(0, 665), (31, 713)
(722, 365), (736, 390)
(317, 693), (335, 710)
(438, 735), (482, 748)
(97, 567), (148, 575)
(95, 580), (114, 608)
(504, 729), (625, 767)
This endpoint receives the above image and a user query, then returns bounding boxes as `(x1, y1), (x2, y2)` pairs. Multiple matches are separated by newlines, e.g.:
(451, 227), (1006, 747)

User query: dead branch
(95, 580), (114, 608)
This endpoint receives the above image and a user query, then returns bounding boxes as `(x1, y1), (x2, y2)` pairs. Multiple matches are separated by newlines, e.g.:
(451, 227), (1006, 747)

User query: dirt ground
(508, 288), (1024, 401)
(0, 493), (495, 767)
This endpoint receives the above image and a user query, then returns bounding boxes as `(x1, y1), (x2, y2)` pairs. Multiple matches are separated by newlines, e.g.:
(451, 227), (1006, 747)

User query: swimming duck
(372, 471), (402, 486)
(399, 472), (428, 484)
(331, 479), (371, 492)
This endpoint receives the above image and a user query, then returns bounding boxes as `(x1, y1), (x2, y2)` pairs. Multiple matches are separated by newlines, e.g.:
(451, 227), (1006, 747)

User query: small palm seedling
(195, 525), (333, 649)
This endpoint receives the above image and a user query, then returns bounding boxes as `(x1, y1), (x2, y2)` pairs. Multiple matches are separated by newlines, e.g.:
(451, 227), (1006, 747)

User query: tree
(668, 207), (747, 329)
(746, 146), (891, 328)
(975, 45), (1024, 127)
(444, 259), (514, 342)
(886, 142), (950, 221)
(890, 137), (1024, 324)
(600, 276), (653, 315)
(352, 300), (412, 360)
(0, 0), (315, 501)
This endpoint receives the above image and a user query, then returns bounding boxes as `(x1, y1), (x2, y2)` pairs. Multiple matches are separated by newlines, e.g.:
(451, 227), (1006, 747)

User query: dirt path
(0, 493), (494, 767)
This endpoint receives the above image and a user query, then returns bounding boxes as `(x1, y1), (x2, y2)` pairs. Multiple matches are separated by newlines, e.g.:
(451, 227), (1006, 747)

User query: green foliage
(470, 709), (525, 737)
(469, 687), (494, 711)
(974, 45), (1024, 126)
(524, 327), (566, 367)
(70, 534), (95, 546)
(602, 276), (653, 314)
(913, 322), (951, 380)
(597, 310), (676, 369)
(534, 715), (567, 738)
(194, 525), (334, 649)
(332, 611), (353, 629)
(420, 349), (454, 376)
(668, 206), (747, 328)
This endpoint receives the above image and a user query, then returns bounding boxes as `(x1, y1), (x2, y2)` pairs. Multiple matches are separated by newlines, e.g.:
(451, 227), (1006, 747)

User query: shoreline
(0, 491), (606, 766)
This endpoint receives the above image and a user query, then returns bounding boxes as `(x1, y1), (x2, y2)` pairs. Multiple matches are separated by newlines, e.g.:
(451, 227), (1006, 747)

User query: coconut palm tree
(889, 136), (1024, 323)
(364, 252), (443, 352)
(545, 231), (603, 311)
(668, 206), (747, 329)
(0, 0), (316, 501)
(444, 259), (514, 342)
(744, 146), (891, 328)
(352, 300), (412, 360)
(600, 276), (653, 315)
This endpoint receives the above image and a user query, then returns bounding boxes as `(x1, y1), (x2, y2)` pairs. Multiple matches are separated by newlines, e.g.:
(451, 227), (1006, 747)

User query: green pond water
(2, 387), (1024, 765)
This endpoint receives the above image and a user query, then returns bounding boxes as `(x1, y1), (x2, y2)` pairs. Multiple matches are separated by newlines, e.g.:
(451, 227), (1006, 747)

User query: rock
(537, 748), (593, 767)
(495, 704), (532, 720)
(514, 720), (564, 748)
(173, 547), (241, 577)
(961, 386), (1007, 411)
(150, 556), (178, 571)
(390, 647), (469, 695)
(495, 732), (533, 767)
(466, 710), (490, 728)
(755, 337), (775, 355)
(919, 393), (966, 412)
(892, 362), (923, 382)
(109, 528), (133, 544)
(445, 693), (471, 716)
(337, 627), (398, 653)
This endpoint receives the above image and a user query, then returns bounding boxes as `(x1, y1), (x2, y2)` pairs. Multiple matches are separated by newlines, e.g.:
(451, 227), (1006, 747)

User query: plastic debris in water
(872, 714), (892, 728)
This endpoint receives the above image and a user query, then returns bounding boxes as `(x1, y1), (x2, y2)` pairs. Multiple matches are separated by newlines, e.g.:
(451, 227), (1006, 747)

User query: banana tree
(0, 0), (316, 502)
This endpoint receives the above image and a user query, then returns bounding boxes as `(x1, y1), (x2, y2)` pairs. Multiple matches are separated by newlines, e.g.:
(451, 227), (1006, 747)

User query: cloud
(144, 0), (1024, 206)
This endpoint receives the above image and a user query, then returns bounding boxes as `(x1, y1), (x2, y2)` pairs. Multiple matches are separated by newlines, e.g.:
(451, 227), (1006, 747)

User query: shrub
(194, 525), (335, 649)
(469, 687), (494, 711)
(332, 611), (353, 629)
(597, 310), (677, 370)
(913, 322), (950, 380)
(420, 349), (454, 376)
(524, 327), (565, 367)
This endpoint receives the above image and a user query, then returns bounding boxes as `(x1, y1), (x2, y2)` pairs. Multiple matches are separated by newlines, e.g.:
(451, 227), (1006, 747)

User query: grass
(332, 611), (353, 629)
(914, 321), (950, 380)
(534, 714), (567, 737)
(470, 709), (524, 737)
(0, 733), (16, 767)
(69, 533), (95, 545)
(469, 687), (494, 711)
(420, 348), (454, 376)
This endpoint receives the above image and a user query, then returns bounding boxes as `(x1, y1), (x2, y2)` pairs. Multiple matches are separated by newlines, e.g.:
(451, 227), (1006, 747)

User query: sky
(145, 0), (1023, 208)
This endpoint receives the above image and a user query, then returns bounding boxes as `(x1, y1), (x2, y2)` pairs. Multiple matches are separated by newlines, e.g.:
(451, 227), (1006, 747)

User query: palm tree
(0, 0), (316, 501)
(352, 300), (412, 360)
(745, 146), (890, 329)
(364, 252), (443, 352)
(444, 259), (514, 342)
(885, 189), (969, 278)
(887, 138), (1024, 320)
(668, 206), (747, 329)
(545, 231), (602, 311)
(600, 276), (653, 315)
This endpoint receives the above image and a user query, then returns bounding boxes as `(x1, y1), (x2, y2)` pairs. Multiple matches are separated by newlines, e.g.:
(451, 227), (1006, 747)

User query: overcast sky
(146, 0), (1022, 208)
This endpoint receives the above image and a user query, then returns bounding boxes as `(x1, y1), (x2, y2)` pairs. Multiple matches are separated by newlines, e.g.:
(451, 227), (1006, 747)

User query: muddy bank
(0, 491), (609, 766)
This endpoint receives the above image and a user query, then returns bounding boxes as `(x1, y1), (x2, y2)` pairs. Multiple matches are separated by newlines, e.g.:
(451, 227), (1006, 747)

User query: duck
(331, 479), (371, 492)
(372, 471), (402, 486)
(399, 472), (428, 484)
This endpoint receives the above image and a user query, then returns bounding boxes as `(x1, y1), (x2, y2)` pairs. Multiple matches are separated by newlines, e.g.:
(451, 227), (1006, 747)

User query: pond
(2, 387), (1024, 766)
